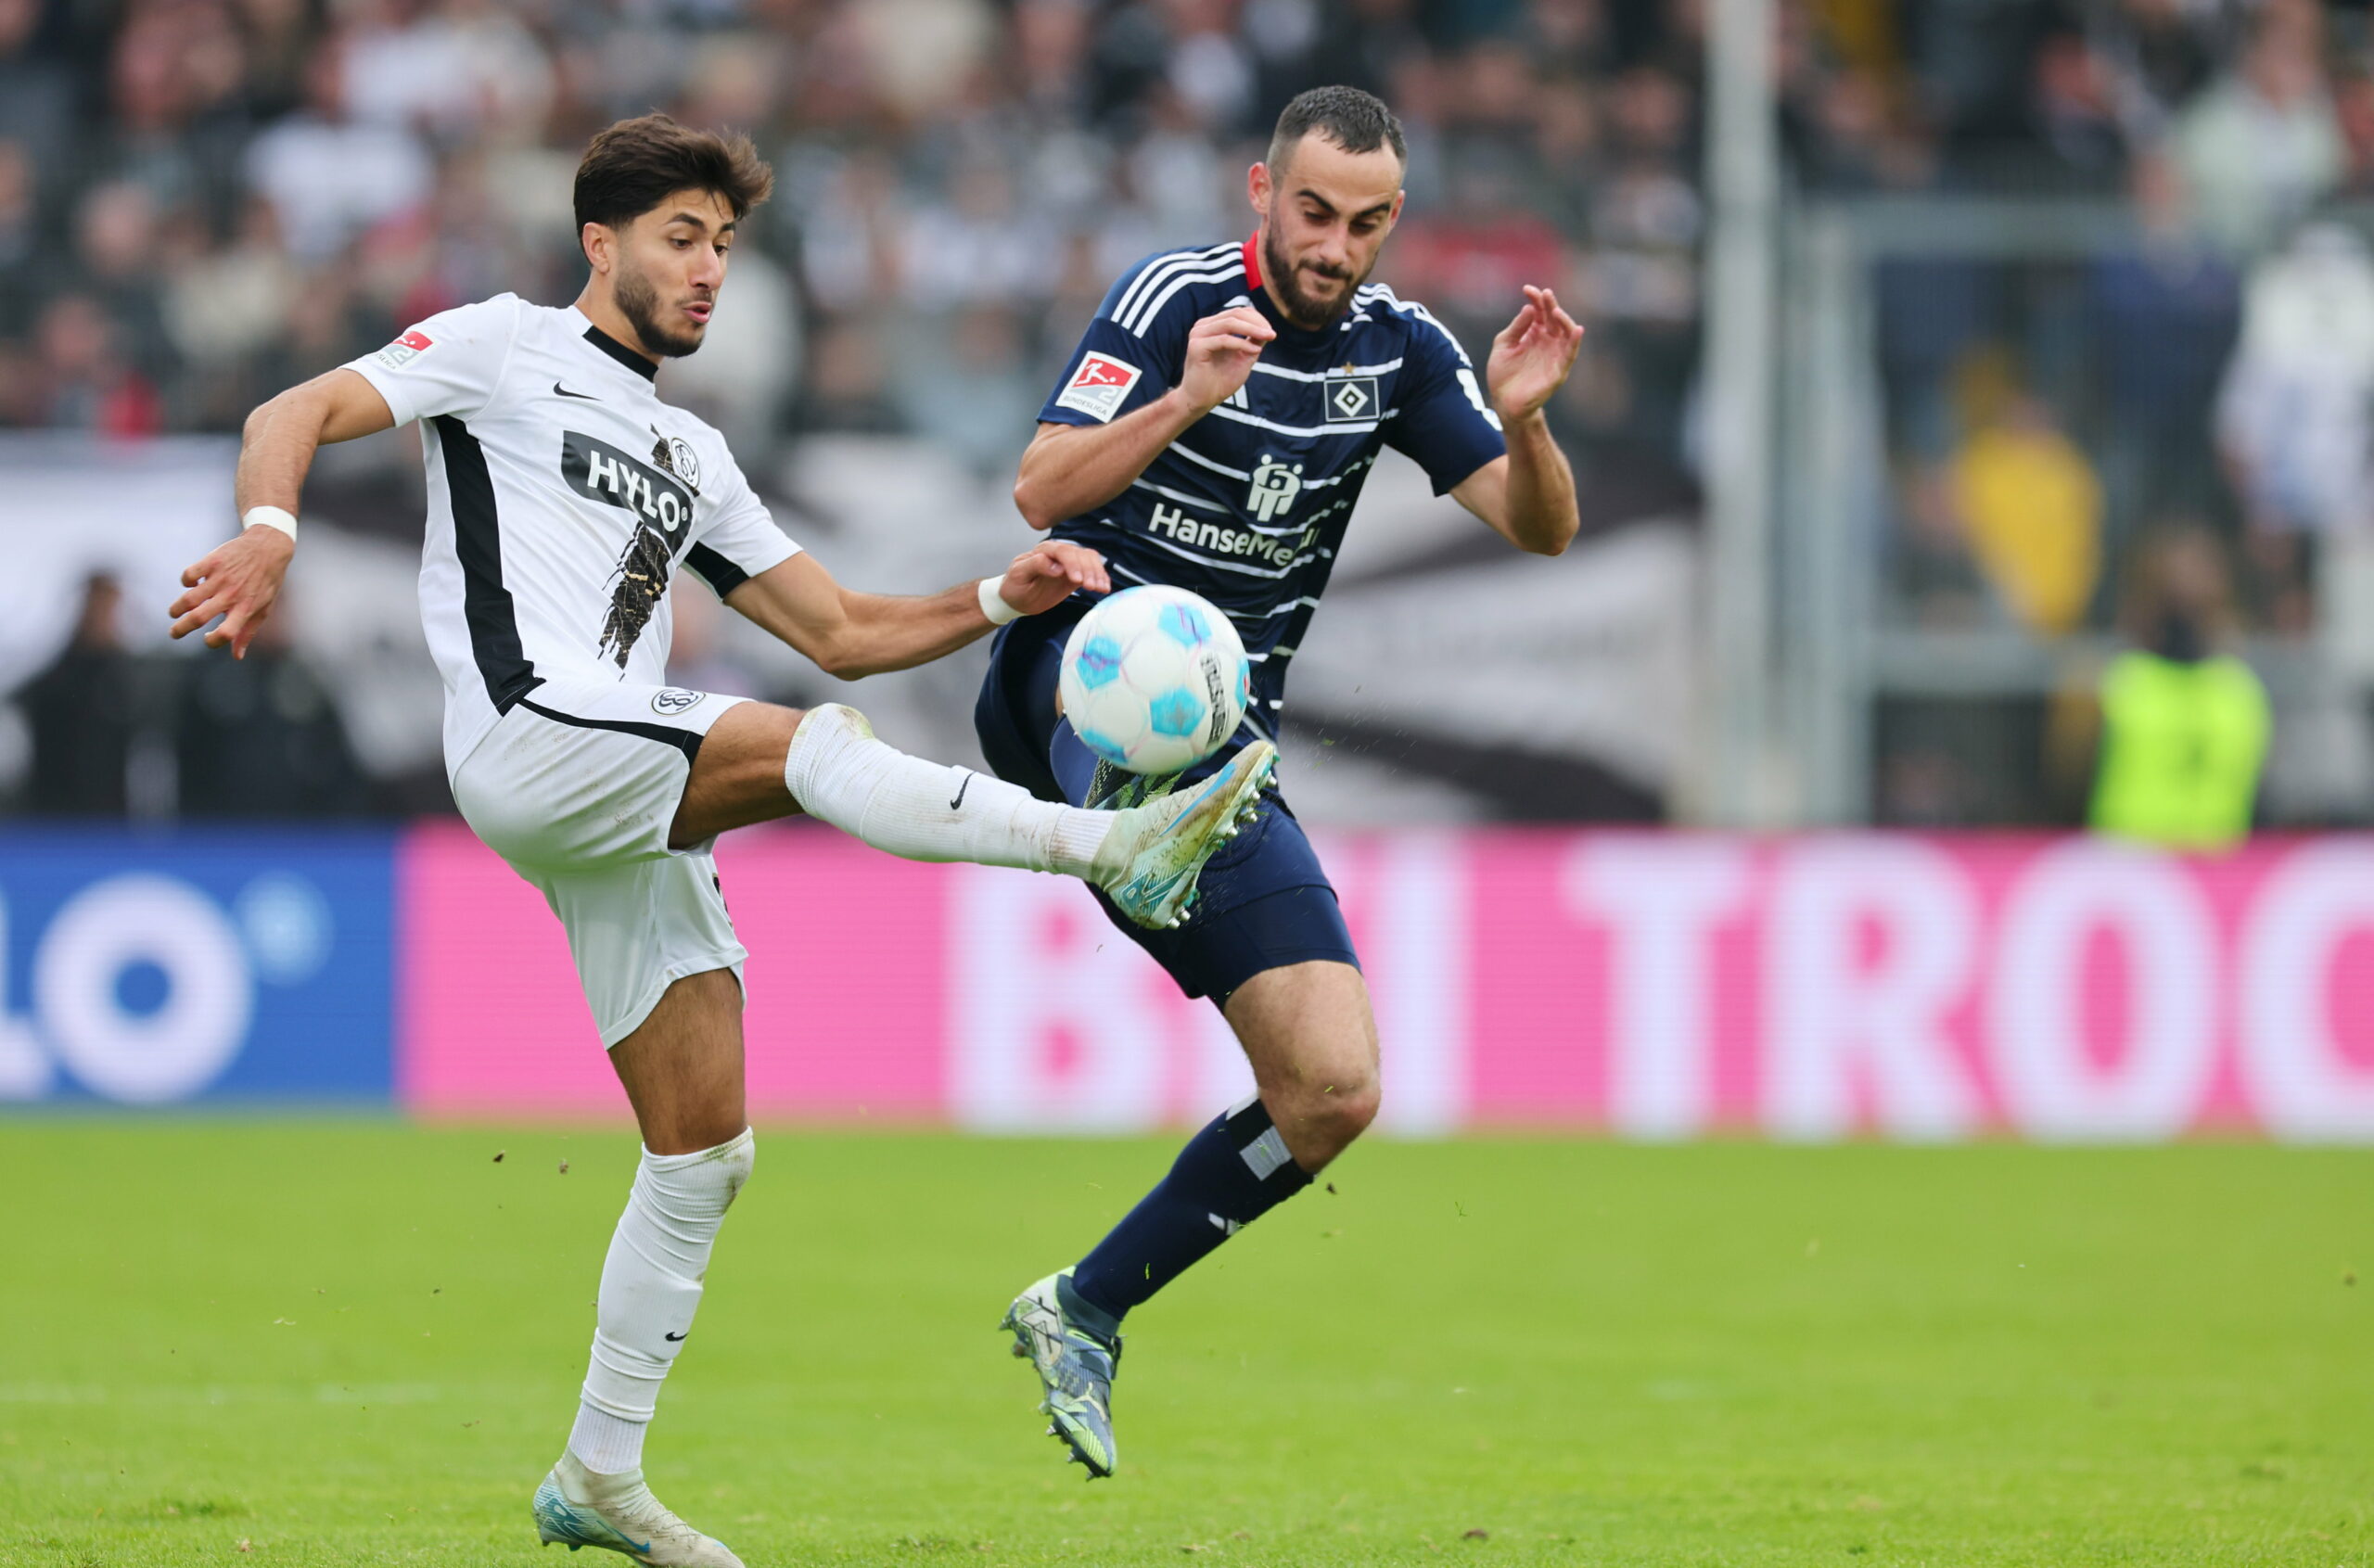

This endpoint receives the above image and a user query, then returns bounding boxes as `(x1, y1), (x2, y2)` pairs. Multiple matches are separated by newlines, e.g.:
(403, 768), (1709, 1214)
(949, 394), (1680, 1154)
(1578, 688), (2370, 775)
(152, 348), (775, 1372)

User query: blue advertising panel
(0, 827), (393, 1106)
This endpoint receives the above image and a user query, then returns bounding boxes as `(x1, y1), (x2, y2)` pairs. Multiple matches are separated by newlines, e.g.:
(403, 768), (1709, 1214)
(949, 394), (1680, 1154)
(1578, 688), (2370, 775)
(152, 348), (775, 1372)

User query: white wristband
(977, 576), (1022, 626)
(242, 505), (298, 542)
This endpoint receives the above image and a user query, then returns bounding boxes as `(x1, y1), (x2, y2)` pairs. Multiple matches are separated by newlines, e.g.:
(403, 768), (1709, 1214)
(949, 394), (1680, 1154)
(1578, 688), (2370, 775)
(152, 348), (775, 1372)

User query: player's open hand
(168, 524), (296, 659)
(1486, 286), (1584, 426)
(999, 539), (1110, 617)
(1178, 307), (1275, 414)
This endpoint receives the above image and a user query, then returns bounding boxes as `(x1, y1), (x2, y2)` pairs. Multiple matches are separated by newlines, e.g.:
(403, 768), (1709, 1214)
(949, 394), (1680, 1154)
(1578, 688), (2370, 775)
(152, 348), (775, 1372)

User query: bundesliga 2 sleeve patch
(375, 328), (434, 370)
(1053, 351), (1143, 422)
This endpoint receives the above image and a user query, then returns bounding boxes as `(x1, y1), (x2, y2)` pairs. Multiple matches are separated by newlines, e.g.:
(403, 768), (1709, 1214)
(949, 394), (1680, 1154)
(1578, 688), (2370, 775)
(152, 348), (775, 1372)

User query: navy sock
(1069, 1097), (1314, 1321)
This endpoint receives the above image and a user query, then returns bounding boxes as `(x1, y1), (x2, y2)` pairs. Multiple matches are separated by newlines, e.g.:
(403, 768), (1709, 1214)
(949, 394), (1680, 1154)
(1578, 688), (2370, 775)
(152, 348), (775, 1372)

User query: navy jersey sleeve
(1383, 306), (1508, 495)
(1038, 253), (1195, 429)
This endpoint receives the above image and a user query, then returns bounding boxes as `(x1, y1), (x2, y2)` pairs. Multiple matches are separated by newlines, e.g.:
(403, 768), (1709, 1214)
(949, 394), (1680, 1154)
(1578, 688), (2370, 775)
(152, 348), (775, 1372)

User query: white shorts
(451, 678), (752, 1047)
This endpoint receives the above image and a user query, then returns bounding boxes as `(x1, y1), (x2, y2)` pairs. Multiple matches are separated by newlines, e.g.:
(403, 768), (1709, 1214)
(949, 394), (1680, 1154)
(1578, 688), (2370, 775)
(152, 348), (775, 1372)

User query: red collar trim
(1242, 232), (1261, 291)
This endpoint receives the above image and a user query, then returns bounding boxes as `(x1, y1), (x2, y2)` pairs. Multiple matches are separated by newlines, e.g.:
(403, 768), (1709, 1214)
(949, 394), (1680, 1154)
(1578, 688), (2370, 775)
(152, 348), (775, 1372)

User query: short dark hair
(573, 113), (773, 234)
(1267, 86), (1407, 174)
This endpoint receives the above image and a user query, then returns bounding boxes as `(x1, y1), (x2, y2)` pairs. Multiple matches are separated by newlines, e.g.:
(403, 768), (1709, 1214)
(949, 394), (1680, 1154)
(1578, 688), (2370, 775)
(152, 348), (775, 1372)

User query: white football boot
(533, 1451), (743, 1567)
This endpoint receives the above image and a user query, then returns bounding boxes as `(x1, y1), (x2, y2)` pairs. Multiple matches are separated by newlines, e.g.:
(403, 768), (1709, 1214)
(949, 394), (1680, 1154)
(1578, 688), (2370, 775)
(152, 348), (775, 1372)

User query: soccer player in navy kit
(980, 86), (1585, 1476)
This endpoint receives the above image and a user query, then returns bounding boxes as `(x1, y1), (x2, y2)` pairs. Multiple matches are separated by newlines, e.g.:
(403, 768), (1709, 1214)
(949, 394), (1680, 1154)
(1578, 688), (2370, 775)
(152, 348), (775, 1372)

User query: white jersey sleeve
(683, 453), (800, 597)
(344, 294), (525, 427)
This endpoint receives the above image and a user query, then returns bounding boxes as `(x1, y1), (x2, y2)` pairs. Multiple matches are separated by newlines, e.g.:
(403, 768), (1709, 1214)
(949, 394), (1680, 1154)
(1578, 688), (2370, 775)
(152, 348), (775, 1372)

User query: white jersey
(345, 294), (800, 768)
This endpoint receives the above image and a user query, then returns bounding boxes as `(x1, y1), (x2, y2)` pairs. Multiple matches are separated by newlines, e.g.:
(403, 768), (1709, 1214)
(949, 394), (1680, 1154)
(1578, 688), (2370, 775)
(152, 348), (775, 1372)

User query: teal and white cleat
(1002, 1268), (1123, 1479)
(532, 1452), (743, 1567)
(1089, 742), (1274, 930)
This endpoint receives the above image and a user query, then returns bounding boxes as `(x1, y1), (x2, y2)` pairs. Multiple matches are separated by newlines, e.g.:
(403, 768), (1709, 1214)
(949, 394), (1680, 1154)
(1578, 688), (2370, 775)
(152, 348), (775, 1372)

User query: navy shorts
(975, 606), (1360, 1003)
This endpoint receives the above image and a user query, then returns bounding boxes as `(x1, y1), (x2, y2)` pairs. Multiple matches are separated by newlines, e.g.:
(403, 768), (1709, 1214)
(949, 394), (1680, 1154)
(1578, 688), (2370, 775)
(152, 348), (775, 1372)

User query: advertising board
(0, 828), (392, 1104)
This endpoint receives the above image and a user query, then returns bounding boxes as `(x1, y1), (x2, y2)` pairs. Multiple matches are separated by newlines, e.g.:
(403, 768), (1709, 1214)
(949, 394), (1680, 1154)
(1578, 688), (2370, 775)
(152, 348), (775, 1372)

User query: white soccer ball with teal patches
(1059, 585), (1252, 776)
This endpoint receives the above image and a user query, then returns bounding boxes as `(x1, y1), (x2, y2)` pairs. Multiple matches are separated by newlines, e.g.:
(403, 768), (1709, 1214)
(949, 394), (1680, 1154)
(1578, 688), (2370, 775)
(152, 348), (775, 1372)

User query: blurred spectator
(2086, 150), (2240, 567)
(2087, 528), (2269, 848)
(2087, 0), (2232, 145)
(0, 136), (35, 339)
(17, 574), (135, 817)
(0, 0), (73, 176)
(342, 0), (555, 144)
(1948, 375), (2103, 636)
(888, 303), (1047, 477)
(2173, 6), (2342, 256)
(33, 294), (161, 436)
(162, 198), (300, 423)
(244, 35), (434, 264)
(175, 604), (366, 818)
(2031, 30), (2128, 188)
(77, 180), (182, 389)
(2216, 223), (2374, 630)
(2339, 68), (2374, 200)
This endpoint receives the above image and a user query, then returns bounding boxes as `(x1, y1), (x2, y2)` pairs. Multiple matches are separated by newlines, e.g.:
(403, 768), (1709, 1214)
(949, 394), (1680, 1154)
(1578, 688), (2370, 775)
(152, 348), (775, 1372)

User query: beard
(1261, 225), (1367, 330)
(616, 257), (706, 358)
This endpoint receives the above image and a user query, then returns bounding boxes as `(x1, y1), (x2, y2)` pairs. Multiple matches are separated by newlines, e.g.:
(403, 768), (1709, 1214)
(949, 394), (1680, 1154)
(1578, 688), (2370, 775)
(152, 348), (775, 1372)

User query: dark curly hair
(573, 113), (773, 236)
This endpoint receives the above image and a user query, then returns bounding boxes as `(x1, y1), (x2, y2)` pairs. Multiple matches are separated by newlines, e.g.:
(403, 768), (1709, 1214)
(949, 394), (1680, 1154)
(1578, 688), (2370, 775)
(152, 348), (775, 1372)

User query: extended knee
(1278, 1075), (1380, 1162)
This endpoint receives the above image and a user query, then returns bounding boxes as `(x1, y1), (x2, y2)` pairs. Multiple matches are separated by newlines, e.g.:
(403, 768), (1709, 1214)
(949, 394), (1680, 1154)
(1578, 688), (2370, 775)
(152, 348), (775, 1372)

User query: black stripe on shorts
(517, 697), (704, 762)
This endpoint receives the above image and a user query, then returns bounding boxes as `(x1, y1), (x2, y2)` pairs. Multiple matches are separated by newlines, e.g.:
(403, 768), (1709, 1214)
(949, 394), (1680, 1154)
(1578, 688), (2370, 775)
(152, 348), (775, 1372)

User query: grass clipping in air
(0, 1126), (2367, 1564)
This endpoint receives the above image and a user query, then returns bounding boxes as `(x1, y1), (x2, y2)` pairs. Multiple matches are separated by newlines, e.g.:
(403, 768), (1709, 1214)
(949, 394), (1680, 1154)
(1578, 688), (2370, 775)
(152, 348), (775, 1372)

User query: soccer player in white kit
(167, 115), (1273, 1568)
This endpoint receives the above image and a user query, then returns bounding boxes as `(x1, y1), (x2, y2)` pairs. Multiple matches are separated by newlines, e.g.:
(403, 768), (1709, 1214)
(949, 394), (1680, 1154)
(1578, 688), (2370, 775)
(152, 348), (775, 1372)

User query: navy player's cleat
(532, 1452), (743, 1566)
(1002, 1268), (1123, 1479)
(1088, 741), (1273, 930)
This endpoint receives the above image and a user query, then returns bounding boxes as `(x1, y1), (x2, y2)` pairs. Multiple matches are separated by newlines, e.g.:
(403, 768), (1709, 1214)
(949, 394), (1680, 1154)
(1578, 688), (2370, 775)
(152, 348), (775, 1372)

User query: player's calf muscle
(670, 702), (806, 848)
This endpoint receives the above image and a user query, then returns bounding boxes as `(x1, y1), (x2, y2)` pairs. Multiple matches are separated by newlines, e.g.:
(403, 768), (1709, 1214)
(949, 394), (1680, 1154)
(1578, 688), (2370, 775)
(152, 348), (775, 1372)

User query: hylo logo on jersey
(563, 431), (695, 536)
(1054, 351), (1142, 424)
(375, 328), (434, 370)
(651, 688), (706, 716)
(1324, 376), (1379, 424)
(1246, 455), (1303, 522)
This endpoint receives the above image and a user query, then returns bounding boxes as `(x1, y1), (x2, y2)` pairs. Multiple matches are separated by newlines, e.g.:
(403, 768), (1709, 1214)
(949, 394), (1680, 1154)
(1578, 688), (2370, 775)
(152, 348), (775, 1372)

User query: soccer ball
(1059, 586), (1252, 775)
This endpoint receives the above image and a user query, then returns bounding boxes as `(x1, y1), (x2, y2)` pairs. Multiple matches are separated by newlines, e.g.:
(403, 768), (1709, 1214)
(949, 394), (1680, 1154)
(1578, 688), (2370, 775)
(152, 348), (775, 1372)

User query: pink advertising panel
(399, 825), (2374, 1141)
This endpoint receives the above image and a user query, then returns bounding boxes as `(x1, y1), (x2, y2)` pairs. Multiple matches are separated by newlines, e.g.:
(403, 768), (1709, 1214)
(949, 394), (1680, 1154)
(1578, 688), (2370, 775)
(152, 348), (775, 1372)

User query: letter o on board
(34, 875), (253, 1103)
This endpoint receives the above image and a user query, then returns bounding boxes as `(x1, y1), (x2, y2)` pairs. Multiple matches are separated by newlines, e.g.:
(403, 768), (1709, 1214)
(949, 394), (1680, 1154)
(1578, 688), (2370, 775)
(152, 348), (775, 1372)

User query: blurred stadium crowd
(5, 0), (2374, 822)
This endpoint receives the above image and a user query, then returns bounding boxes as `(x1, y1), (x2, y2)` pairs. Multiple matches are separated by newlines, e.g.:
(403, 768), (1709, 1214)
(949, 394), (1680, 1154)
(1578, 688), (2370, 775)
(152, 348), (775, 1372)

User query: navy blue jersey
(1038, 236), (1507, 737)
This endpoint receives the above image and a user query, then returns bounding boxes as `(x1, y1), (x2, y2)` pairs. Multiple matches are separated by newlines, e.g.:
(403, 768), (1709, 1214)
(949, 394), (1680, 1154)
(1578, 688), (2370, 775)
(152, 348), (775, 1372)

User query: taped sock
(784, 704), (1107, 875)
(570, 1128), (756, 1472)
(1069, 1097), (1313, 1320)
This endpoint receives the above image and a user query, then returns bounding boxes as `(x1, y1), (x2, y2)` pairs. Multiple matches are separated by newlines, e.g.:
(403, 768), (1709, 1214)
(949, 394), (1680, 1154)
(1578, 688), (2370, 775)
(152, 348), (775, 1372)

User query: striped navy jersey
(1040, 236), (1507, 735)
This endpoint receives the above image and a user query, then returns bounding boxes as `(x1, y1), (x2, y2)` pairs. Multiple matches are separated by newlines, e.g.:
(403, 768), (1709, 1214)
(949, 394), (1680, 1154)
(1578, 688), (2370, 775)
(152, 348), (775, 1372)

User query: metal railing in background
(1777, 197), (2374, 828)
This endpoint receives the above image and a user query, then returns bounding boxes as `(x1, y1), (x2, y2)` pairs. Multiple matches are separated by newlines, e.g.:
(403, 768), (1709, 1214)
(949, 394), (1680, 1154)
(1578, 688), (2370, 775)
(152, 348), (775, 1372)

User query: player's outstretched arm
(1451, 286), (1585, 557)
(1012, 307), (1274, 529)
(169, 368), (396, 658)
(721, 540), (1109, 680)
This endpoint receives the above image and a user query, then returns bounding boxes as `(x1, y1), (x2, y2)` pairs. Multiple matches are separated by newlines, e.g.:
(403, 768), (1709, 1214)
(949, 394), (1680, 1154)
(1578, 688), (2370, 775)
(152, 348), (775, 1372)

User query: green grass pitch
(1, 1124), (2367, 1566)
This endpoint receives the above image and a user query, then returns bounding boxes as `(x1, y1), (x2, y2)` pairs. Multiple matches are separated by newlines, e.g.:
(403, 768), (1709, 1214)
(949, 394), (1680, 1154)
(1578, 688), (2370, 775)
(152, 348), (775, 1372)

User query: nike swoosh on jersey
(554, 381), (600, 401)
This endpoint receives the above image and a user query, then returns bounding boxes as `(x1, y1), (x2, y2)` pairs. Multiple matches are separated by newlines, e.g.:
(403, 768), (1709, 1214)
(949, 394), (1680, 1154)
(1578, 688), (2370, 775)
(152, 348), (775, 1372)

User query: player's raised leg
(536, 968), (752, 1568)
(676, 700), (1274, 931)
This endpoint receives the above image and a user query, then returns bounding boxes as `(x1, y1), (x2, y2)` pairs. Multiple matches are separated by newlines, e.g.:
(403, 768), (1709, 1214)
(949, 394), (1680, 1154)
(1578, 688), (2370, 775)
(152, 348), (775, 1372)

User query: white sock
(568, 1404), (645, 1476)
(783, 705), (1110, 876)
(569, 1128), (757, 1475)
